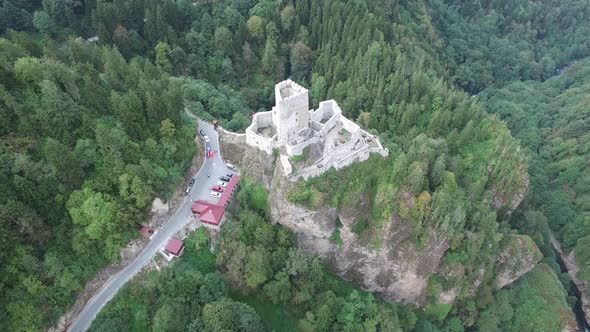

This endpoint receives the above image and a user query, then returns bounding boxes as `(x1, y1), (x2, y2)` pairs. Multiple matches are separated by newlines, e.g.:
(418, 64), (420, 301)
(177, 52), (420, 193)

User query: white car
(204, 135), (210, 143)
(226, 163), (237, 171)
(217, 181), (227, 187)
(210, 191), (221, 198)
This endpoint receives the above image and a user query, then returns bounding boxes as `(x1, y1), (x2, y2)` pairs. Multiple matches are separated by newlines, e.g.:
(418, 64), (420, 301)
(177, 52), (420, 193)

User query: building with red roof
(165, 237), (184, 256)
(192, 176), (239, 229)
(191, 200), (225, 226)
(218, 175), (239, 207)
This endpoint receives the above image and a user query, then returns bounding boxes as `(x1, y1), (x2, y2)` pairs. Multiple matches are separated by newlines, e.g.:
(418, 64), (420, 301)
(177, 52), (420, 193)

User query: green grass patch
(228, 290), (301, 332)
(287, 183), (323, 208)
(290, 147), (311, 164)
(329, 229), (343, 248)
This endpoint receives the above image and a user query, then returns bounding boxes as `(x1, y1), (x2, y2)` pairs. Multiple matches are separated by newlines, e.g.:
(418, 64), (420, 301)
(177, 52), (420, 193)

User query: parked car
(210, 191), (221, 198)
(217, 181), (227, 187)
(207, 150), (214, 158)
(226, 173), (234, 178)
(204, 135), (210, 143)
(199, 129), (205, 137)
(219, 176), (230, 182)
(226, 163), (237, 171)
(212, 186), (224, 193)
(185, 178), (196, 196)
(206, 143), (211, 151)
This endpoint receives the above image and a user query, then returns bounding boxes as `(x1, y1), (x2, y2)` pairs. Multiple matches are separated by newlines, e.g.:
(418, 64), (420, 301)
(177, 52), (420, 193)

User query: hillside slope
(0, 0), (584, 330)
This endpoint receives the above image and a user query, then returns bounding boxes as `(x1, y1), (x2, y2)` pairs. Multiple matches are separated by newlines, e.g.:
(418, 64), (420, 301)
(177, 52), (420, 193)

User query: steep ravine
(552, 236), (590, 331)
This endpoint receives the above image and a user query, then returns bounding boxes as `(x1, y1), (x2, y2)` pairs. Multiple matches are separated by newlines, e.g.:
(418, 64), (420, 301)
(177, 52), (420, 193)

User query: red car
(207, 150), (214, 158)
(211, 186), (224, 193)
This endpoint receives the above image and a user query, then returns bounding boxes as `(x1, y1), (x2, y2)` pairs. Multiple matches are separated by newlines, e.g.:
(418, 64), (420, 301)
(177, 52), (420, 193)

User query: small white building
(246, 80), (388, 180)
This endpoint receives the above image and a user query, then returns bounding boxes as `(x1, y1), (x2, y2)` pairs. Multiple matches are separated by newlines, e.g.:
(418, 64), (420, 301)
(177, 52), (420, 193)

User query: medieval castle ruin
(246, 80), (388, 180)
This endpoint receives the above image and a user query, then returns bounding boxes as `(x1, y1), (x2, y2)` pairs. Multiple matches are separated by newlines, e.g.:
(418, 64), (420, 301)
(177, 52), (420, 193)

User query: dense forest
(481, 58), (590, 289)
(90, 181), (422, 331)
(0, 0), (588, 331)
(431, 0), (590, 93)
(0, 23), (197, 332)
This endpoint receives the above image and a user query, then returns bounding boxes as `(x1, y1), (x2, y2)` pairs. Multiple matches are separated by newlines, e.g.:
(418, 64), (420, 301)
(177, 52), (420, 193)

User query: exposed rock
(468, 267), (487, 297)
(270, 162), (448, 305)
(438, 288), (460, 305)
(495, 234), (542, 289)
(335, 217), (448, 305)
(437, 263), (465, 305)
(491, 165), (529, 211)
(269, 164), (336, 238)
(219, 130), (275, 188)
(220, 131), (538, 307)
(151, 197), (169, 215)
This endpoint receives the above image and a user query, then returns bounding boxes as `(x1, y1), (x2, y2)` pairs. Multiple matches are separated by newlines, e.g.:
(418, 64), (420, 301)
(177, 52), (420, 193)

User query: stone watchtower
(272, 80), (310, 143)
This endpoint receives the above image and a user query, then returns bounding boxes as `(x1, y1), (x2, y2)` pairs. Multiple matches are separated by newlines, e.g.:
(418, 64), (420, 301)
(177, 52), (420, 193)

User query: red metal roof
(165, 238), (184, 255)
(192, 200), (225, 225)
(192, 201), (210, 214)
(200, 204), (225, 225)
(191, 176), (239, 227)
(219, 175), (239, 207)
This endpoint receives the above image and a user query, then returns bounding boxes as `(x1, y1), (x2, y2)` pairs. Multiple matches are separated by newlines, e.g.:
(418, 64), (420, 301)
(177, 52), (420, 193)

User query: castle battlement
(246, 80), (388, 180)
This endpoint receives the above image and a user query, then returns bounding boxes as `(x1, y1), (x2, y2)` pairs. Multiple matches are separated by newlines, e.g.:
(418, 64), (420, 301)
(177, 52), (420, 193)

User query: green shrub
(329, 229), (343, 248)
(424, 303), (451, 322)
(351, 218), (369, 234)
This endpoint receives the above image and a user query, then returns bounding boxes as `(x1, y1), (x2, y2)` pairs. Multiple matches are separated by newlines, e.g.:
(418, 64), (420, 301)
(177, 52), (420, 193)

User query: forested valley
(0, 0), (588, 331)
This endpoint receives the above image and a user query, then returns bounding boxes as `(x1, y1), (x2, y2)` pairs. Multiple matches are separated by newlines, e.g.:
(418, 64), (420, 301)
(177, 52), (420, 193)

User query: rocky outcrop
(494, 234), (542, 289)
(220, 133), (538, 307)
(491, 164), (529, 211)
(151, 198), (169, 215)
(269, 164), (337, 238)
(332, 216), (448, 305)
(218, 130), (275, 188)
(270, 163), (448, 305)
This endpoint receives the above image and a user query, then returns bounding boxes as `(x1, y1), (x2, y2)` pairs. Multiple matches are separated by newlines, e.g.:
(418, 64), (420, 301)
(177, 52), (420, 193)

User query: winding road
(68, 119), (230, 332)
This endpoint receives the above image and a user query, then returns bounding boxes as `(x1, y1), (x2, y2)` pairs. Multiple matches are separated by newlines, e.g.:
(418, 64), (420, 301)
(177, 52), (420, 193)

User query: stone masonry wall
(245, 112), (276, 154)
(274, 82), (310, 142)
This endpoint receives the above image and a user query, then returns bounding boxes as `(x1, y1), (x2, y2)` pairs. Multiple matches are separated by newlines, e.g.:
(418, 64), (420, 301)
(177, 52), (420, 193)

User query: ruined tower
(272, 80), (310, 142)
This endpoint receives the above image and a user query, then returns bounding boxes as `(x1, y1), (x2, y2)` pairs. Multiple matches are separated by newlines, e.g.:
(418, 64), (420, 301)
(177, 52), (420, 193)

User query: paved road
(68, 119), (232, 332)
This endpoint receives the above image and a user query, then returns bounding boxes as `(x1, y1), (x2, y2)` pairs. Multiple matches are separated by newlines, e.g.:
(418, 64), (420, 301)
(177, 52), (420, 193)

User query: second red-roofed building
(192, 176), (239, 229)
(165, 237), (185, 256)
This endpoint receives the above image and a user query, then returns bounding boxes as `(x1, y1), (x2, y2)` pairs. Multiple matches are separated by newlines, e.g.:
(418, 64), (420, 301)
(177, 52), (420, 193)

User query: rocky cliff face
(494, 234), (542, 289)
(271, 163), (539, 305)
(218, 131), (275, 187)
(221, 133), (539, 306)
(269, 162), (449, 304)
